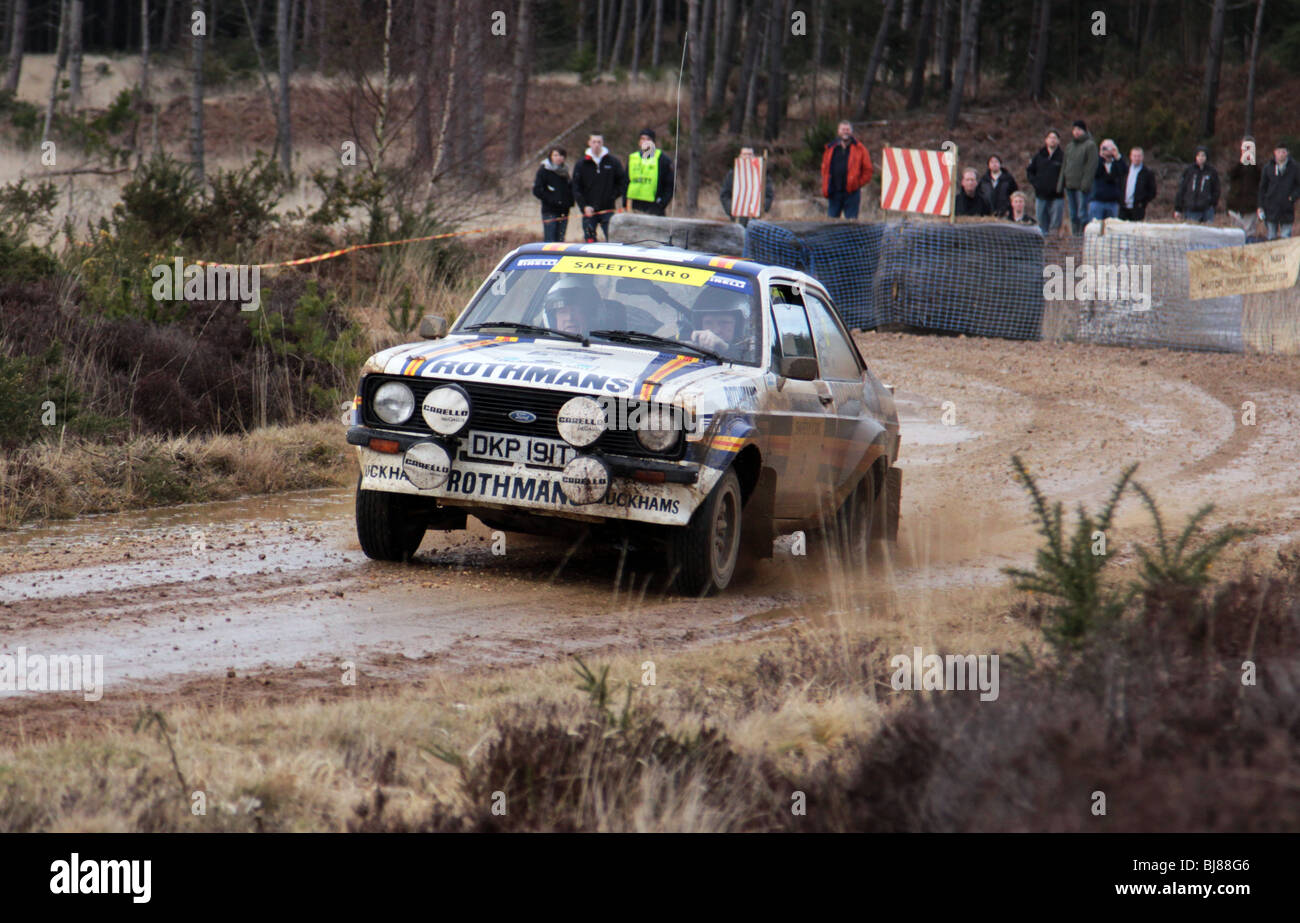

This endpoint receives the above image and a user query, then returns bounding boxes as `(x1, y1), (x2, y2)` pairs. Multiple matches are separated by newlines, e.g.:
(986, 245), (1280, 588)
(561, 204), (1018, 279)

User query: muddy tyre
(828, 476), (876, 573)
(356, 479), (427, 562)
(875, 466), (901, 544)
(670, 469), (743, 596)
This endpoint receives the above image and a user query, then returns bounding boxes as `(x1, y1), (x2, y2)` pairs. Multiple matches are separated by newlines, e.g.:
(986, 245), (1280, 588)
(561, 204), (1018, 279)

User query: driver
(541, 277), (603, 335)
(689, 286), (753, 361)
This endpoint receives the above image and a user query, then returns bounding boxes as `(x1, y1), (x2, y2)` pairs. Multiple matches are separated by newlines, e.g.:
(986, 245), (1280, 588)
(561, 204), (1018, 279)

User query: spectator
(954, 168), (990, 216)
(531, 146), (574, 243)
(572, 131), (627, 242)
(1008, 191), (1036, 225)
(1119, 146), (1157, 221)
(820, 120), (873, 220)
(625, 128), (675, 216)
(1027, 130), (1065, 235)
(1060, 120), (1099, 235)
(720, 146), (775, 227)
(1174, 145), (1220, 223)
(976, 154), (1019, 217)
(1088, 139), (1127, 221)
(1227, 137), (1262, 241)
(1259, 142), (1300, 240)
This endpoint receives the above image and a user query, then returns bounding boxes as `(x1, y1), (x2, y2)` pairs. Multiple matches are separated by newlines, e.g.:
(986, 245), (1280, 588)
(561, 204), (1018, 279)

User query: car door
(766, 283), (833, 521)
(801, 286), (885, 504)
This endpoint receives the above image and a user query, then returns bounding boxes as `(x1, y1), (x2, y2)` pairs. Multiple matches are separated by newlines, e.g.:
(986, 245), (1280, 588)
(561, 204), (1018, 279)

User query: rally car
(347, 241), (902, 595)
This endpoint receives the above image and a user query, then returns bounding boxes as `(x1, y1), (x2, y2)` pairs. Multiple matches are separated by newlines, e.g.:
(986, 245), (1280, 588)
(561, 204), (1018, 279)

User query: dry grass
(0, 420), (353, 528)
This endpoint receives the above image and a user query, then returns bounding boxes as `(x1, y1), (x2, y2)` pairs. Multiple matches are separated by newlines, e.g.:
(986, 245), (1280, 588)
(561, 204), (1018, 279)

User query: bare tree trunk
(41, 0), (69, 146)
(578, 0), (586, 56)
(239, 0), (279, 161)
(810, 0), (824, 118)
(763, 0), (783, 139)
(411, 0), (432, 169)
(595, 0), (605, 70)
(140, 0), (150, 110)
(191, 0), (205, 182)
(631, 0), (642, 77)
(1244, 0), (1265, 137)
(728, 0), (760, 133)
(610, 0), (630, 69)
(707, 0), (735, 112)
(276, 0), (292, 174)
(743, 0), (770, 131)
(857, 0), (897, 118)
(1029, 0), (1050, 99)
(506, 0), (532, 166)
(652, 0), (662, 69)
(1143, 0), (1159, 59)
(3, 0), (26, 94)
(161, 0), (176, 49)
(1197, 0), (1227, 139)
(906, 0), (935, 108)
(686, 0), (704, 211)
(68, 0), (83, 108)
(466, 5), (483, 160)
(945, 0), (980, 130)
(434, 0), (461, 176)
(969, 8), (979, 96)
(839, 15), (851, 112)
(937, 0), (954, 91)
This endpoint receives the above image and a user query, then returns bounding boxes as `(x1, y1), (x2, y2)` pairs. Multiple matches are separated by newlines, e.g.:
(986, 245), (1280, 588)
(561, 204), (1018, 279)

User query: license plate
(461, 430), (578, 468)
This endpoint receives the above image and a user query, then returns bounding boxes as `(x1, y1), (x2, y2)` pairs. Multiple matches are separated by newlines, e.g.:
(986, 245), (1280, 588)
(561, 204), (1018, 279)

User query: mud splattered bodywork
(348, 241), (901, 544)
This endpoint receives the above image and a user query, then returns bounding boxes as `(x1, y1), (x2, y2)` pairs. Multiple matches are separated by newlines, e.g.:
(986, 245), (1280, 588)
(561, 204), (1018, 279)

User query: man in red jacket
(821, 120), (874, 220)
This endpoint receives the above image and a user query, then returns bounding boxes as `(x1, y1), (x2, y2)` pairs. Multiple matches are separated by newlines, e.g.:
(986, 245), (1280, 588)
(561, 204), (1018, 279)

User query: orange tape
(189, 208), (627, 269)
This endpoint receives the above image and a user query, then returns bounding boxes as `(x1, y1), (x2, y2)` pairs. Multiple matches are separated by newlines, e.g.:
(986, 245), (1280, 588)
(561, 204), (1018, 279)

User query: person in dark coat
(1174, 145), (1220, 223)
(976, 155), (1019, 218)
(1119, 146), (1157, 221)
(954, 168), (991, 216)
(1088, 138), (1127, 221)
(531, 146), (574, 242)
(1026, 130), (1065, 235)
(1258, 142), (1300, 240)
(571, 131), (627, 242)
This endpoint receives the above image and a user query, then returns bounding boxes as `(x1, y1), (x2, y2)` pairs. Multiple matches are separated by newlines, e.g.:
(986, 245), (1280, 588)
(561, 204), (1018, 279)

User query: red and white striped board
(730, 156), (765, 219)
(880, 146), (954, 216)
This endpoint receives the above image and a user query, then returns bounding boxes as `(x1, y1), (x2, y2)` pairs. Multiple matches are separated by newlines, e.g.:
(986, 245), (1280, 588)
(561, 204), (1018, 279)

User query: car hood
(364, 333), (760, 404)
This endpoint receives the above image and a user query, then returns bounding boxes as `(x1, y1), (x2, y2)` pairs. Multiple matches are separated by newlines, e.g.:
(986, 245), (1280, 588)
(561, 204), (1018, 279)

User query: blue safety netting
(743, 218), (1046, 340)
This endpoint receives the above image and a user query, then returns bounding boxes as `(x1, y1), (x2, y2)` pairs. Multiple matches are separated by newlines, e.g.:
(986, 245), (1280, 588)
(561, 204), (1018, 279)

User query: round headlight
(636, 426), (681, 453)
(373, 381), (415, 425)
(556, 396), (606, 448)
(421, 385), (472, 435)
(560, 455), (611, 504)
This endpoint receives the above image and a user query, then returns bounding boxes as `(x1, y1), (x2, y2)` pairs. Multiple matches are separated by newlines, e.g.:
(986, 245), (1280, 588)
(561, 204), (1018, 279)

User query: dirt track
(2, 333), (1298, 728)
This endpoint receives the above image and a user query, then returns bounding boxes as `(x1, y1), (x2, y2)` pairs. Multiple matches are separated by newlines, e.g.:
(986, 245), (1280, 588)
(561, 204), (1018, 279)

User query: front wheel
(356, 479), (427, 562)
(670, 469), (743, 596)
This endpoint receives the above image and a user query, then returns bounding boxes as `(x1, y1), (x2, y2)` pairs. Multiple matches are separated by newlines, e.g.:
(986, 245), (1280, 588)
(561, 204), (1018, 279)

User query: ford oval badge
(508, 410), (537, 424)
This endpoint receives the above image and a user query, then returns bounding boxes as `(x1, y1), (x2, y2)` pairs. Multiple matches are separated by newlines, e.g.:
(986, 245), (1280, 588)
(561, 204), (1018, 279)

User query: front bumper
(351, 426), (711, 527)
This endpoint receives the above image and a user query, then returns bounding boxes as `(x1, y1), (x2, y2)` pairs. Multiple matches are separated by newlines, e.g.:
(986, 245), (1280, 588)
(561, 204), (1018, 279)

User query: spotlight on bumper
(559, 454), (611, 504)
(402, 440), (453, 489)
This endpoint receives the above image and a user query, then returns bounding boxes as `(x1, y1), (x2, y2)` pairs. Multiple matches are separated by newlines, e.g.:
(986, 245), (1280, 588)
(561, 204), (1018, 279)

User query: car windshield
(454, 253), (762, 365)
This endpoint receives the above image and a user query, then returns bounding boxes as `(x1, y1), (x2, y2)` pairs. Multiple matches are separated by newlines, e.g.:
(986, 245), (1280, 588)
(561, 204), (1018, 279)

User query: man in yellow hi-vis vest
(625, 128), (675, 216)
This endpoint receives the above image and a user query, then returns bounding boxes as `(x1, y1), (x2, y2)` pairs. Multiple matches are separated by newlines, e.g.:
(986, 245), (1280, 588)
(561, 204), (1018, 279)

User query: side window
(768, 285), (815, 371)
(803, 291), (863, 380)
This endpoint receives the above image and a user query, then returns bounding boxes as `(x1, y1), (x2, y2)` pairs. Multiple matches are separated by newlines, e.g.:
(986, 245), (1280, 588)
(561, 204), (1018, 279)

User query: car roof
(510, 240), (774, 280)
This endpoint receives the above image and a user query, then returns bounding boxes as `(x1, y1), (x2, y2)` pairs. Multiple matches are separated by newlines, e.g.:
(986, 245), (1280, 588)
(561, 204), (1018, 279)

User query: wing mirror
(778, 356), (819, 381)
(418, 315), (448, 339)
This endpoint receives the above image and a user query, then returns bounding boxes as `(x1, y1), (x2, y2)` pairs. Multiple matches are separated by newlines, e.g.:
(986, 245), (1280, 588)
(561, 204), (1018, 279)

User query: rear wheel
(356, 478), (427, 562)
(875, 466), (902, 544)
(670, 469), (743, 596)
(827, 476), (875, 573)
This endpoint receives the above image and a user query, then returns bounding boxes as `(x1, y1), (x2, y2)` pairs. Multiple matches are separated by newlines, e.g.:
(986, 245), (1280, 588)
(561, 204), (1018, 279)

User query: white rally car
(348, 241), (902, 594)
